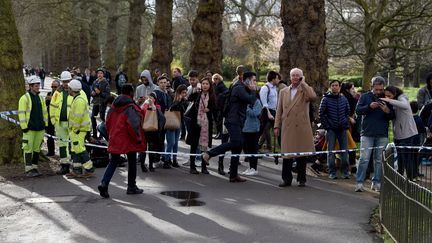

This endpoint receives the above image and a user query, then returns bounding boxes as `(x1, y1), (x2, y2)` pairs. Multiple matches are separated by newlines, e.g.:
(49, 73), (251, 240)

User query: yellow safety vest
(69, 93), (91, 134)
(50, 89), (87, 125)
(18, 92), (48, 130)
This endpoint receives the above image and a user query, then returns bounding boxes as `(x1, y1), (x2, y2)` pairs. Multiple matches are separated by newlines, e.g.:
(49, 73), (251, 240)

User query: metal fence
(380, 144), (432, 243)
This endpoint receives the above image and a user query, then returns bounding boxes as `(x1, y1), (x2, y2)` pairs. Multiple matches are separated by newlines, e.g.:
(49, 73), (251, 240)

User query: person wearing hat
(68, 79), (94, 177)
(91, 68), (111, 138)
(18, 75), (48, 177)
(50, 71), (88, 175)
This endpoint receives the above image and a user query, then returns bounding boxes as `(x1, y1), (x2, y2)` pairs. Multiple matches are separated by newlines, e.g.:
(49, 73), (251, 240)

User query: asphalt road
(0, 77), (381, 243)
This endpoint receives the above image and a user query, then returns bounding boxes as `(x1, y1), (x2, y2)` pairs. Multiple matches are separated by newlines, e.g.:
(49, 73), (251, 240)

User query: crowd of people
(18, 65), (432, 198)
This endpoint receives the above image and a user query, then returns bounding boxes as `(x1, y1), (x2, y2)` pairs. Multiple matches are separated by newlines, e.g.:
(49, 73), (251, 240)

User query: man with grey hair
(355, 76), (395, 192)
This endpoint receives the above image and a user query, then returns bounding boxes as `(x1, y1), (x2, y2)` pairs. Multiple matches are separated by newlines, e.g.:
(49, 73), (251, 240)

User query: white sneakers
(241, 168), (258, 176)
(355, 183), (381, 192)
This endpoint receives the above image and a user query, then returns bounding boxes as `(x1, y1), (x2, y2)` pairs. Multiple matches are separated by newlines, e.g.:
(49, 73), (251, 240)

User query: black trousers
(282, 157), (307, 183)
(208, 123), (242, 179)
(46, 122), (55, 155)
(102, 152), (137, 188)
(243, 132), (260, 170)
(218, 133), (230, 163)
(91, 104), (107, 137)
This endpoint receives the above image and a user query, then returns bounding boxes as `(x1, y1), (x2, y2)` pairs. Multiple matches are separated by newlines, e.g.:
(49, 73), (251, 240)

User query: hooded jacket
(135, 70), (156, 102)
(106, 95), (146, 154)
(319, 92), (350, 131)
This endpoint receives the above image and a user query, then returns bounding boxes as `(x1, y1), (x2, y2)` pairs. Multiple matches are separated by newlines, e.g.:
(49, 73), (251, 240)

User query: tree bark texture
(104, 0), (119, 76)
(279, 0), (328, 97)
(0, 0), (25, 165)
(189, 0), (224, 76)
(149, 0), (173, 78)
(89, 7), (102, 69)
(79, 2), (90, 69)
(125, 0), (146, 84)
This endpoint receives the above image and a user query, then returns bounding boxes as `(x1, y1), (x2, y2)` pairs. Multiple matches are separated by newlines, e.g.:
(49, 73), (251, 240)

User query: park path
(0, 76), (382, 243)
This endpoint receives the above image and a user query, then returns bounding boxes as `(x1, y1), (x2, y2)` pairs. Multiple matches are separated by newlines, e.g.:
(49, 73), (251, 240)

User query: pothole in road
(160, 191), (205, 207)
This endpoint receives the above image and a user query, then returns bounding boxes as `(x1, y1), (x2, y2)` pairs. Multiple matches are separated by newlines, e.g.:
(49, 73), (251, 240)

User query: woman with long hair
(163, 85), (188, 167)
(381, 86), (418, 180)
(185, 77), (216, 174)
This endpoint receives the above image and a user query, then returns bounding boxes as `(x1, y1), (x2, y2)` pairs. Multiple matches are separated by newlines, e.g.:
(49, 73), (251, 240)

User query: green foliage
(402, 87), (420, 101)
(222, 56), (243, 80)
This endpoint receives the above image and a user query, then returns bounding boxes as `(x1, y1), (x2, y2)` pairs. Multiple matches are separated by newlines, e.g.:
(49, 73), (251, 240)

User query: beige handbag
(143, 109), (158, 132)
(164, 110), (181, 130)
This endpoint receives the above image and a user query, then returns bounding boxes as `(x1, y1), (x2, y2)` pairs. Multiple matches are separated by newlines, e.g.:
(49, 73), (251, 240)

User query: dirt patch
(0, 150), (60, 182)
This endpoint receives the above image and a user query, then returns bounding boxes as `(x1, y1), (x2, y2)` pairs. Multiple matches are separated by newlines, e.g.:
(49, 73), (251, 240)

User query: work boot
(218, 161), (225, 175)
(57, 164), (70, 175)
(32, 152), (40, 165)
(26, 169), (41, 178)
(163, 161), (172, 169)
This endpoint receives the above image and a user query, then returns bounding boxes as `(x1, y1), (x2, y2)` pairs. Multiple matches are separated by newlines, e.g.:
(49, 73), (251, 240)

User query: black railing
(381, 144), (432, 242)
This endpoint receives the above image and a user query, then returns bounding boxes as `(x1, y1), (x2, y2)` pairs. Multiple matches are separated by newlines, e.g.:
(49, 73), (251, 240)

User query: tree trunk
(279, 0), (328, 97)
(189, 0), (224, 76)
(402, 55), (411, 87)
(125, 0), (146, 84)
(78, 2), (90, 69)
(362, 56), (378, 91)
(149, 0), (173, 78)
(104, 0), (120, 76)
(0, 0), (25, 165)
(89, 7), (102, 69)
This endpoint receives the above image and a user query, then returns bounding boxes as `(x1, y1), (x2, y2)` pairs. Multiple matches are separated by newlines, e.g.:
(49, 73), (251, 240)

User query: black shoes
(98, 185), (109, 198)
(190, 168), (199, 174)
(172, 160), (180, 168)
(163, 162), (172, 169)
(56, 165), (70, 175)
(141, 164), (148, 173)
(229, 176), (246, 183)
(201, 168), (210, 174)
(127, 186), (144, 195)
(278, 181), (291, 187)
(298, 181), (306, 187)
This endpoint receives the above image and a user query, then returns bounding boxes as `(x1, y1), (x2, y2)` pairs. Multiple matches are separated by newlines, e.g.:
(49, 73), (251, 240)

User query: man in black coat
(213, 73), (228, 139)
(202, 71), (257, 182)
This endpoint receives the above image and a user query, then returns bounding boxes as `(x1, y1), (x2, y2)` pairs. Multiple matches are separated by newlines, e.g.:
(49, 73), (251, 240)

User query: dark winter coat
(185, 92), (216, 147)
(319, 92), (350, 131)
(225, 81), (257, 127)
(106, 95), (146, 154)
(172, 76), (189, 91)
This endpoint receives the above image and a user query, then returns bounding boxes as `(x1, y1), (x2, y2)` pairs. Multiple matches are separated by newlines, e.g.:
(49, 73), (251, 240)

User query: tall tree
(149, 0), (173, 77)
(189, 0), (224, 75)
(78, 2), (90, 69)
(279, 0), (328, 95)
(104, 0), (120, 76)
(89, 6), (102, 69)
(0, 0), (25, 165)
(124, 0), (146, 84)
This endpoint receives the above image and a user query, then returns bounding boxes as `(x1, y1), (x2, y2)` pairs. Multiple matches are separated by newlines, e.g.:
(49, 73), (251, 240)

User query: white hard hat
(68, 79), (82, 92)
(27, 75), (41, 84)
(60, 71), (72, 81)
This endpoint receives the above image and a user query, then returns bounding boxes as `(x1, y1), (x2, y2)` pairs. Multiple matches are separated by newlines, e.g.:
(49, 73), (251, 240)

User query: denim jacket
(242, 99), (263, 133)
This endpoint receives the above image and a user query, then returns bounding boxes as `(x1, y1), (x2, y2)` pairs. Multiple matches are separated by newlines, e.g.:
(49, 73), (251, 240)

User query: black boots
(57, 164), (70, 175)
(190, 160), (199, 174)
(98, 184), (109, 198)
(218, 161), (225, 175)
(201, 162), (209, 174)
(172, 159), (180, 168)
(127, 185), (144, 195)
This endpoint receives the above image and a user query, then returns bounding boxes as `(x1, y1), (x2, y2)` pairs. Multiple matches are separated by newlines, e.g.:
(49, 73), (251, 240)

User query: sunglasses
(51, 86), (58, 88)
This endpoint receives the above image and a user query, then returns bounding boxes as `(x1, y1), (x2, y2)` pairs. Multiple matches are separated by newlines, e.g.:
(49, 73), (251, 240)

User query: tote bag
(164, 110), (181, 130)
(143, 109), (158, 132)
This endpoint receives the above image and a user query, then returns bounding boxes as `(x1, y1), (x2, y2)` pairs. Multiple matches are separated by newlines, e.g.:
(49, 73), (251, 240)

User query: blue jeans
(356, 136), (388, 184)
(164, 129), (180, 161)
(326, 129), (349, 177)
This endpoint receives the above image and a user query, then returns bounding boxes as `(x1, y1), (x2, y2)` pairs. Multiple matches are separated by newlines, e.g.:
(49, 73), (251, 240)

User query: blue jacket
(319, 92), (350, 130)
(225, 81), (257, 127)
(243, 99), (262, 133)
(355, 91), (395, 137)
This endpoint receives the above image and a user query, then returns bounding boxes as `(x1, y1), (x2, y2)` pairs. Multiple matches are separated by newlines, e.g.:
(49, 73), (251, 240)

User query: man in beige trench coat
(274, 68), (317, 187)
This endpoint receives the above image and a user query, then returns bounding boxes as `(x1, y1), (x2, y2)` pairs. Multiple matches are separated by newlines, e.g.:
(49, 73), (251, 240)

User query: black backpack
(221, 83), (235, 118)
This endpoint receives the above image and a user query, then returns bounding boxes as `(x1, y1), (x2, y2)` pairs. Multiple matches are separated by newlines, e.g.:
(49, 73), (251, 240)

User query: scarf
(198, 93), (209, 151)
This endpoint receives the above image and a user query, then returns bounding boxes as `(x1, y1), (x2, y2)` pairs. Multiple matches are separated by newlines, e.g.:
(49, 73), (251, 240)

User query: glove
(22, 128), (29, 133)
(75, 130), (81, 134)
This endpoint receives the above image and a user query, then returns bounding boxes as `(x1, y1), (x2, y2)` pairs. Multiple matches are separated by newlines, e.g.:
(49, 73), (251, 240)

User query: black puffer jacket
(319, 92), (350, 130)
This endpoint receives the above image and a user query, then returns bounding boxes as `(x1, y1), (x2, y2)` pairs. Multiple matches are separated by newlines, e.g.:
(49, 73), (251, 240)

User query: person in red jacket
(98, 84), (146, 198)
